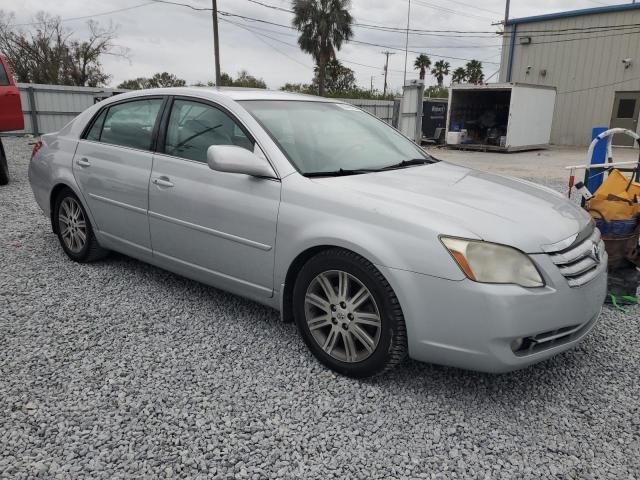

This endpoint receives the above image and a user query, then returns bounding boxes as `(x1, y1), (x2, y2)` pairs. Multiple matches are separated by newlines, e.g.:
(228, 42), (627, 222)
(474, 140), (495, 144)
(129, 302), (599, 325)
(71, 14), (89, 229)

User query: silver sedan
(28, 88), (607, 377)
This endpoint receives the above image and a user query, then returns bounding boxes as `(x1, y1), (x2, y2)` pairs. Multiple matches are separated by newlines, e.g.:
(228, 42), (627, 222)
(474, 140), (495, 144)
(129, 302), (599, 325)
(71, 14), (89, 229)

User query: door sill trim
(152, 250), (273, 296)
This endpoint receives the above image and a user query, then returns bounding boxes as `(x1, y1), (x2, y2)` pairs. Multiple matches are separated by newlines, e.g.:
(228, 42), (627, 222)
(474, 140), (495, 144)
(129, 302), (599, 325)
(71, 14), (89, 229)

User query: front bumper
(378, 253), (607, 373)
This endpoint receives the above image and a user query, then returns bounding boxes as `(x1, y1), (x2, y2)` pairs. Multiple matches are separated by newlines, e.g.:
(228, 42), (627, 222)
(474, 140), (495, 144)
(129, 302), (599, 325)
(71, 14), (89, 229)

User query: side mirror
(206, 145), (277, 178)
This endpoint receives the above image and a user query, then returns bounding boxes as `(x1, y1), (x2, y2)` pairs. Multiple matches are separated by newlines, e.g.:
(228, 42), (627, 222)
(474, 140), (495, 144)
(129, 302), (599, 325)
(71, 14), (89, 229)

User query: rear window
(84, 98), (163, 151)
(0, 60), (9, 86)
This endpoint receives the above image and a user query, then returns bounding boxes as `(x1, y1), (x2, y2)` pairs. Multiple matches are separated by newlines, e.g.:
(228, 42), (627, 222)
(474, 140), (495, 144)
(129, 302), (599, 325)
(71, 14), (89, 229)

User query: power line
(213, 11), (502, 63)
(12, 2), (157, 26)
(349, 38), (500, 64)
(222, 17), (405, 73)
(410, 0), (495, 21)
(236, 0), (501, 38)
(214, 17), (500, 47)
(558, 75), (640, 95)
(243, 0), (292, 13)
(220, 17), (313, 70)
(150, 0), (210, 10)
(448, 0), (502, 16)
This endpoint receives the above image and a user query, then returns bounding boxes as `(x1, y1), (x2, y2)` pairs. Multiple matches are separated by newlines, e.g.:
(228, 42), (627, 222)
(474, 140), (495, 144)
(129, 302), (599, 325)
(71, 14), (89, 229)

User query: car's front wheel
(293, 248), (407, 378)
(54, 188), (107, 262)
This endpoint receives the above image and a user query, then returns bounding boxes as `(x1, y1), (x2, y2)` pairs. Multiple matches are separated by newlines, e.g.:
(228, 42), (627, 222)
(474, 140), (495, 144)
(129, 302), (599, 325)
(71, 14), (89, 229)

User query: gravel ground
(1, 136), (639, 479)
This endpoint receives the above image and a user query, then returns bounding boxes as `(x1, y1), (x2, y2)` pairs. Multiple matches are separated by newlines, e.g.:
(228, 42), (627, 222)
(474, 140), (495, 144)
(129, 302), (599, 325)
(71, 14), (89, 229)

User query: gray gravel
(1, 136), (639, 479)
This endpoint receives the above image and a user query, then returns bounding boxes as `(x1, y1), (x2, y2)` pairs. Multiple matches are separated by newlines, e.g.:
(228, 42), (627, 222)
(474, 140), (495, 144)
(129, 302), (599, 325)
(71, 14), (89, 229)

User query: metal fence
(340, 98), (396, 125)
(4, 84), (398, 136)
(7, 83), (125, 136)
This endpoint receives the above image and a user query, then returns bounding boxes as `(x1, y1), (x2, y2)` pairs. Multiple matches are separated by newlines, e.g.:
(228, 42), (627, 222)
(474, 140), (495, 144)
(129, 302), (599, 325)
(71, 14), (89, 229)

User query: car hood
(310, 162), (590, 253)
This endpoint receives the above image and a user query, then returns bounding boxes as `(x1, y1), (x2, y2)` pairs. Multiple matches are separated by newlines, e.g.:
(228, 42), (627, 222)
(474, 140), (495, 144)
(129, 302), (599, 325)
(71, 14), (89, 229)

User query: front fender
(274, 176), (470, 287)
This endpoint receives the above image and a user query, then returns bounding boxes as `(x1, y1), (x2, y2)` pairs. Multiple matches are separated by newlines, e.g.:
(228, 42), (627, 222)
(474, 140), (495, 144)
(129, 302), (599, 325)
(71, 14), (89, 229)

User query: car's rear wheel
(54, 189), (107, 262)
(0, 138), (9, 185)
(293, 248), (407, 378)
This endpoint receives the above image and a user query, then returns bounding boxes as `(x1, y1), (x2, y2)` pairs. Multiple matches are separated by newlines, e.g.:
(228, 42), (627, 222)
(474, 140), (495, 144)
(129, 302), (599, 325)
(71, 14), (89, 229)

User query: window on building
(617, 99), (637, 119)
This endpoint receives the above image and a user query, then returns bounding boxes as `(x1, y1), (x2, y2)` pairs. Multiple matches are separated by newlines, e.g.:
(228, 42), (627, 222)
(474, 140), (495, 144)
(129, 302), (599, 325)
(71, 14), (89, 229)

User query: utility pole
(403, 0), (411, 87)
(212, 0), (221, 86)
(504, 0), (510, 26)
(382, 51), (395, 96)
(370, 76), (374, 93)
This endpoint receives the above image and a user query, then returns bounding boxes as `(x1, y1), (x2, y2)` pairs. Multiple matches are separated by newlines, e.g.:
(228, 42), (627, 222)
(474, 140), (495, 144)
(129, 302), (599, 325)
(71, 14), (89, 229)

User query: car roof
(114, 86), (341, 103)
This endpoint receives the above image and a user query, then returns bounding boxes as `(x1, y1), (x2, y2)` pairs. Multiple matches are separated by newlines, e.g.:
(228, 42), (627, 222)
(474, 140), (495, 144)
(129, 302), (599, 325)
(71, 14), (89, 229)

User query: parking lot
(1, 136), (639, 479)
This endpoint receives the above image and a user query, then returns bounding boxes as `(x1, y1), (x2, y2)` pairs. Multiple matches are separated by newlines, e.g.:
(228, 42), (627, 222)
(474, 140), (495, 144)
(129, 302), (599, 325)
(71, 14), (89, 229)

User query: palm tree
(451, 67), (467, 84)
(292, 0), (353, 97)
(465, 60), (484, 84)
(431, 60), (450, 88)
(413, 54), (431, 81)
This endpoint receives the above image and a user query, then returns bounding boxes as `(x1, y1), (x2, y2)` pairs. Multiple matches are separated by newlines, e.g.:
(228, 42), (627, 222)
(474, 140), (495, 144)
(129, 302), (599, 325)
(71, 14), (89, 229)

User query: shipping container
(446, 83), (556, 152)
(421, 98), (447, 143)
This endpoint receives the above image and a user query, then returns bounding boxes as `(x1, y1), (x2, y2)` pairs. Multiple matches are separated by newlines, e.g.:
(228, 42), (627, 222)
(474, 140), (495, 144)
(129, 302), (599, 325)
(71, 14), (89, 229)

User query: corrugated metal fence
(340, 98), (397, 124)
(11, 83), (125, 136)
(4, 83), (397, 136)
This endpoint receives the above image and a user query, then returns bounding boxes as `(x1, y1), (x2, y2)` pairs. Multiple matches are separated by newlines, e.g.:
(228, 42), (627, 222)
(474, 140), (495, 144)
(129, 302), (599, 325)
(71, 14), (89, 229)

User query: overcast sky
(2, 0), (627, 91)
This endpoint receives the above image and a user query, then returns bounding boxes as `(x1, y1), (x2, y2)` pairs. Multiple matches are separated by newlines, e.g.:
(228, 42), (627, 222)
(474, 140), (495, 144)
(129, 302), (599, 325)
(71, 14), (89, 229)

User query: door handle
(76, 157), (91, 167)
(153, 177), (174, 188)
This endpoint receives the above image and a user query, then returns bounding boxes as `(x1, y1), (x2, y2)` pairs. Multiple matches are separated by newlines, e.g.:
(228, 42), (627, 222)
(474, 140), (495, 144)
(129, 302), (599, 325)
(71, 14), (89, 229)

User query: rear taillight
(30, 140), (42, 160)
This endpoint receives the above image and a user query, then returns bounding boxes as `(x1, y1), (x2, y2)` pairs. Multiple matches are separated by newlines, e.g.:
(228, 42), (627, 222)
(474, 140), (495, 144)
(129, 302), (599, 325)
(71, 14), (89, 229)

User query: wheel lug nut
(342, 324), (348, 330)
(330, 304), (337, 311)
(347, 313), (354, 320)
(340, 302), (346, 309)
(331, 317), (337, 324)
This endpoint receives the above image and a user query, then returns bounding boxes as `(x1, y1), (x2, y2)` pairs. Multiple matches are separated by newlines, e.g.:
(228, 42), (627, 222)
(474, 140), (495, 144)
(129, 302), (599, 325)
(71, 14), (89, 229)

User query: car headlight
(440, 237), (544, 287)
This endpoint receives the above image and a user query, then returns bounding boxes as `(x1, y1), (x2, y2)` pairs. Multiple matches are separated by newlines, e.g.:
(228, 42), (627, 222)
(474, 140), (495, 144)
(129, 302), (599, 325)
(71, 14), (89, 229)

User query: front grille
(513, 323), (589, 356)
(547, 227), (605, 287)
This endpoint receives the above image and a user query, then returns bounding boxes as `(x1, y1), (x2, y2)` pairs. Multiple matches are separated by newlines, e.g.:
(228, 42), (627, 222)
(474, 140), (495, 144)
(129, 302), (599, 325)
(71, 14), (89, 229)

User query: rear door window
(0, 60), (10, 86)
(97, 98), (163, 150)
(85, 109), (107, 141)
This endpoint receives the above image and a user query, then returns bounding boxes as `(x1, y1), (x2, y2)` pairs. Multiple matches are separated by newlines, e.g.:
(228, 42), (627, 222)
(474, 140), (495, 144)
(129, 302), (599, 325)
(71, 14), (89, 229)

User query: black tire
(0, 138), (9, 186)
(53, 188), (108, 262)
(293, 248), (407, 378)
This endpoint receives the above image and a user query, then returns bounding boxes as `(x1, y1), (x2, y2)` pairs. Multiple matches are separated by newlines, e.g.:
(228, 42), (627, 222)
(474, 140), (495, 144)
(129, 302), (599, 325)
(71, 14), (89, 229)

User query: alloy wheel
(304, 270), (382, 363)
(58, 197), (87, 254)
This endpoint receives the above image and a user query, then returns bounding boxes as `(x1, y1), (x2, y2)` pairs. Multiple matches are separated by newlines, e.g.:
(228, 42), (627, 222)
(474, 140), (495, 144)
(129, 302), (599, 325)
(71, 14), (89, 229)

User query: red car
(0, 54), (24, 185)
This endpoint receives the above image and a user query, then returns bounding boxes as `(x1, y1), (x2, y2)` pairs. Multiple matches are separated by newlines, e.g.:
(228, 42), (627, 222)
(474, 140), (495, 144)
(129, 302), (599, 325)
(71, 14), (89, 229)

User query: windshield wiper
(379, 158), (436, 171)
(305, 168), (379, 177)
(305, 158), (437, 177)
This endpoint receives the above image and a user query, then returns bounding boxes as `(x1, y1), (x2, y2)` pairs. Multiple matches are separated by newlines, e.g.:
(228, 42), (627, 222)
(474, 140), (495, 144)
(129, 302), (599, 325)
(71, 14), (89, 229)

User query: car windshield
(240, 100), (434, 175)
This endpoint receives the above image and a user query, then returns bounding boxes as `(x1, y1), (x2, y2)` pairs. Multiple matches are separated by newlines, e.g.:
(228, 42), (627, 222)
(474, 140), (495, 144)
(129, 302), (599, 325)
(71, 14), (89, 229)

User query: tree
(424, 86), (448, 99)
(233, 70), (267, 89)
(0, 11), (125, 86)
(413, 54), (431, 81)
(312, 59), (356, 95)
(431, 60), (450, 88)
(191, 71), (267, 89)
(292, 0), (353, 97)
(218, 72), (234, 86)
(451, 67), (467, 84)
(147, 72), (186, 88)
(118, 72), (186, 90)
(280, 82), (314, 94)
(117, 78), (148, 90)
(465, 60), (484, 84)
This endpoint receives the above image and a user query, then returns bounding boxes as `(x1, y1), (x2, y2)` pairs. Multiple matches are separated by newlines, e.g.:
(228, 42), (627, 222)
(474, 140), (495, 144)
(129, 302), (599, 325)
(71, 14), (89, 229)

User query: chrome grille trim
(546, 227), (605, 288)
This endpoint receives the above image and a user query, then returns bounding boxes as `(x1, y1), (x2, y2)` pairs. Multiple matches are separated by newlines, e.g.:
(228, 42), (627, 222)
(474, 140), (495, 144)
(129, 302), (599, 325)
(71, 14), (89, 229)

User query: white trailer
(445, 83), (556, 152)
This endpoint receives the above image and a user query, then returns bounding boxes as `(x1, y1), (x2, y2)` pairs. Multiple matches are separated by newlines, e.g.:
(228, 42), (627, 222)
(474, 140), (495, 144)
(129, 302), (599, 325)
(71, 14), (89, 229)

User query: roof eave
(506, 3), (640, 26)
